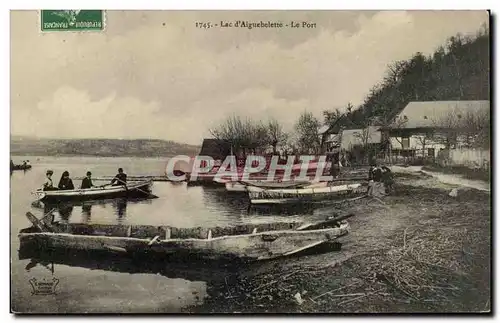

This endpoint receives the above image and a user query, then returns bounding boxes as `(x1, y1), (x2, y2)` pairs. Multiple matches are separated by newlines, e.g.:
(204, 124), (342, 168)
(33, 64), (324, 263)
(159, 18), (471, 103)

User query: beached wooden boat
(19, 212), (352, 262)
(240, 180), (314, 189)
(225, 180), (317, 192)
(32, 180), (154, 202)
(247, 183), (368, 204)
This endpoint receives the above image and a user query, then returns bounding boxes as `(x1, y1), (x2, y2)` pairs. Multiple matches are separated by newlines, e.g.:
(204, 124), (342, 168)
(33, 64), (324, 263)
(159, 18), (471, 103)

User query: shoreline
(188, 173), (491, 313)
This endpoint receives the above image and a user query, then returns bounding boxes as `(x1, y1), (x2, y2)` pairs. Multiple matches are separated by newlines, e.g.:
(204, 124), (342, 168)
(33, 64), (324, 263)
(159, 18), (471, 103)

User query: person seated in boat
(26, 160), (31, 166)
(58, 171), (75, 190)
(110, 168), (127, 186)
(22, 160), (27, 167)
(43, 170), (57, 191)
(80, 171), (94, 189)
(10, 159), (14, 170)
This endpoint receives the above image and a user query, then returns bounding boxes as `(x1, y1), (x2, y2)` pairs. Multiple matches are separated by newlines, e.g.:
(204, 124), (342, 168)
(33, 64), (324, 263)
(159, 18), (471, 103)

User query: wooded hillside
(10, 136), (201, 157)
(323, 25), (490, 129)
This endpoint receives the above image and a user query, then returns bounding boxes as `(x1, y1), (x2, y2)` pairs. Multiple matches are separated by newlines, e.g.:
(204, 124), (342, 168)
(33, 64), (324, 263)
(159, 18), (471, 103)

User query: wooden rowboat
(12, 164), (32, 171)
(19, 212), (352, 262)
(32, 180), (154, 203)
(247, 183), (368, 205)
(225, 180), (318, 192)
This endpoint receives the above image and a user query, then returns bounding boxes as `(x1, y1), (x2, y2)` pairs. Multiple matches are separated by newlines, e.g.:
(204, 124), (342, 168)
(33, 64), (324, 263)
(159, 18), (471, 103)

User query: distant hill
(10, 136), (201, 157)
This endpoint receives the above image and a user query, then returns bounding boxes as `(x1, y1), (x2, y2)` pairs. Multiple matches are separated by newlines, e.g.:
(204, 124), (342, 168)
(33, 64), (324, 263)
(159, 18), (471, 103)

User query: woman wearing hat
(43, 170), (55, 191)
(58, 171), (75, 190)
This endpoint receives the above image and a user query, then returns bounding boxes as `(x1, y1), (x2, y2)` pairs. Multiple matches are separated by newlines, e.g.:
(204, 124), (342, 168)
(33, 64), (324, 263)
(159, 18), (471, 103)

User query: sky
(10, 10), (489, 145)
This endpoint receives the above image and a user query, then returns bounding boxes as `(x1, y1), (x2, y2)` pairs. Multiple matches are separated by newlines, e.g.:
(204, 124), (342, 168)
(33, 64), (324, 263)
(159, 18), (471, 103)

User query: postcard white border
(2, 0), (497, 322)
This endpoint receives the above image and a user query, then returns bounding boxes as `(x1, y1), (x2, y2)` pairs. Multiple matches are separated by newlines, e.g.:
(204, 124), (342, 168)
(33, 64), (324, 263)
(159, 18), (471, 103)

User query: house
(389, 100), (490, 158)
(339, 126), (383, 164)
(340, 126), (382, 150)
(198, 139), (232, 160)
(319, 125), (340, 154)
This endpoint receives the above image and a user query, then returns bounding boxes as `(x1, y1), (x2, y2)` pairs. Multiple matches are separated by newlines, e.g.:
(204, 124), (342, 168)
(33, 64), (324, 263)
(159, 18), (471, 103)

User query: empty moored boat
(19, 212), (352, 262)
(225, 180), (318, 192)
(247, 183), (369, 204)
(32, 180), (154, 202)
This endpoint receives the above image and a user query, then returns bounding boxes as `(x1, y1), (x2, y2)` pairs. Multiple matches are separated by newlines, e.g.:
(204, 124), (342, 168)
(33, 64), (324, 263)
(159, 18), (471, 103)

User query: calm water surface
(10, 156), (332, 313)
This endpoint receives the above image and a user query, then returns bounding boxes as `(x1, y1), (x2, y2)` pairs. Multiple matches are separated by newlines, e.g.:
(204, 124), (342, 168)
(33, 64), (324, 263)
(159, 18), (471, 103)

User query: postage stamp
(40, 10), (104, 32)
(10, 9), (491, 314)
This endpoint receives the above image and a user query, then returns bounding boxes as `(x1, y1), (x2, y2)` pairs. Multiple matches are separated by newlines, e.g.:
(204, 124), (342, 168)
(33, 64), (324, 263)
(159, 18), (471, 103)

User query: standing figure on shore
(111, 168), (127, 186)
(58, 171), (74, 190)
(80, 171), (94, 189)
(381, 166), (394, 194)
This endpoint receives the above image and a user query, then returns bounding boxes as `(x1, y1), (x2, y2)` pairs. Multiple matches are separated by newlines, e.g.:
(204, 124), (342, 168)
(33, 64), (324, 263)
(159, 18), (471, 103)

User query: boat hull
(18, 221), (350, 262)
(33, 181), (153, 202)
(248, 183), (368, 204)
(12, 165), (32, 171)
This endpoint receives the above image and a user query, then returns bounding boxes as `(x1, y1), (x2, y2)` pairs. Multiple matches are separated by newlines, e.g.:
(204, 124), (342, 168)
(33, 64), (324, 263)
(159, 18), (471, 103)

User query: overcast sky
(11, 10), (488, 145)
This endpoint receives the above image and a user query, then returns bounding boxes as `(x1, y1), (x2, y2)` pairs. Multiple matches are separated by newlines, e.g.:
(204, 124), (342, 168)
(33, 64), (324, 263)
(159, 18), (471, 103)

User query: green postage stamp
(40, 10), (105, 31)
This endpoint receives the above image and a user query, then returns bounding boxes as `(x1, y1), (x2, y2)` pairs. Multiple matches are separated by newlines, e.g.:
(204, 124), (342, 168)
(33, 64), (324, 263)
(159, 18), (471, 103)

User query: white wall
(390, 135), (446, 157)
(439, 148), (490, 169)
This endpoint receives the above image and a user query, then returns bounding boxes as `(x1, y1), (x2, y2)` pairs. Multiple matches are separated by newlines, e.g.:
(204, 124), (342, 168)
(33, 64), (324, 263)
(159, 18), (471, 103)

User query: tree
(267, 118), (288, 155)
(415, 132), (435, 158)
(295, 111), (321, 154)
(209, 114), (246, 154)
(352, 125), (376, 164)
(210, 115), (271, 157)
(431, 107), (463, 149)
(322, 108), (343, 127)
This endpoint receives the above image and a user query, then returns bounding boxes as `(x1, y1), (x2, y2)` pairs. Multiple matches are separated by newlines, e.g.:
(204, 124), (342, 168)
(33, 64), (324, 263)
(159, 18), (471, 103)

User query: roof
(318, 125), (330, 135)
(198, 139), (232, 160)
(340, 126), (381, 149)
(394, 100), (490, 129)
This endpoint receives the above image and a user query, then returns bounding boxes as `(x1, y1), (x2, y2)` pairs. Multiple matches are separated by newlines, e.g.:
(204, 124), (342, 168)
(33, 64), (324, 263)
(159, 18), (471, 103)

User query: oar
(295, 213), (355, 231)
(118, 179), (158, 199)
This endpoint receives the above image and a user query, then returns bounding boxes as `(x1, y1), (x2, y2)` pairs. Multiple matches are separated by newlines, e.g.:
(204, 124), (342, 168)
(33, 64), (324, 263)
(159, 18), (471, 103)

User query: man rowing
(111, 168), (127, 186)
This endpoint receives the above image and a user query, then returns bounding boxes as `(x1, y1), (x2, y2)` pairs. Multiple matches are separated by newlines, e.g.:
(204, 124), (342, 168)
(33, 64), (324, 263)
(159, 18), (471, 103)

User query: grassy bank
(189, 173), (491, 313)
(422, 164), (490, 183)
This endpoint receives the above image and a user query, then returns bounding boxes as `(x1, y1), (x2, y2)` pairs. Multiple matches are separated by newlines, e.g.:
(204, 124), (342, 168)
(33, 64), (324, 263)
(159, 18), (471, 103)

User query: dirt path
(392, 165), (490, 192)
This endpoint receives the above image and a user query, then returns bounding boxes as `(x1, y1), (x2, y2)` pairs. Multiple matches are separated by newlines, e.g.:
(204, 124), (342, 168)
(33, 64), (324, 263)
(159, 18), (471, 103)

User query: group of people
(368, 163), (394, 194)
(42, 168), (128, 191)
(10, 159), (30, 169)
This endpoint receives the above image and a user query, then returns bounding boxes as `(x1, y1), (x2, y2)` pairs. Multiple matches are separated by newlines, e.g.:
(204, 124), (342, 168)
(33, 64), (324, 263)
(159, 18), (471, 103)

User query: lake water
(10, 156), (334, 313)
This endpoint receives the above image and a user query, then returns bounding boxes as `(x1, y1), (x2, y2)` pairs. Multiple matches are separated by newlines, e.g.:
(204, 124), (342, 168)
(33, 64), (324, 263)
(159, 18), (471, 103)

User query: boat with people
(11, 164), (32, 171)
(247, 182), (369, 205)
(19, 211), (352, 262)
(32, 180), (154, 203)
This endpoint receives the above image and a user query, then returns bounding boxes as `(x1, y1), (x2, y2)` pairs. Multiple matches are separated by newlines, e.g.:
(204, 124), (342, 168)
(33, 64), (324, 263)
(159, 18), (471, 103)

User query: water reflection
(31, 197), (153, 224)
(113, 198), (127, 222)
(82, 203), (92, 222)
(201, 187), (249, 215)
(58, 204), (74, 223)
(18, 246), (241, 285)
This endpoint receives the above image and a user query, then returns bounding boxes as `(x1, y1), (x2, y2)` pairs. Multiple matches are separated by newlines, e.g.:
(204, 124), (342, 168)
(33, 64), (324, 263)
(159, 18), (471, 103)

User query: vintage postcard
(10, 10), (491, 314)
